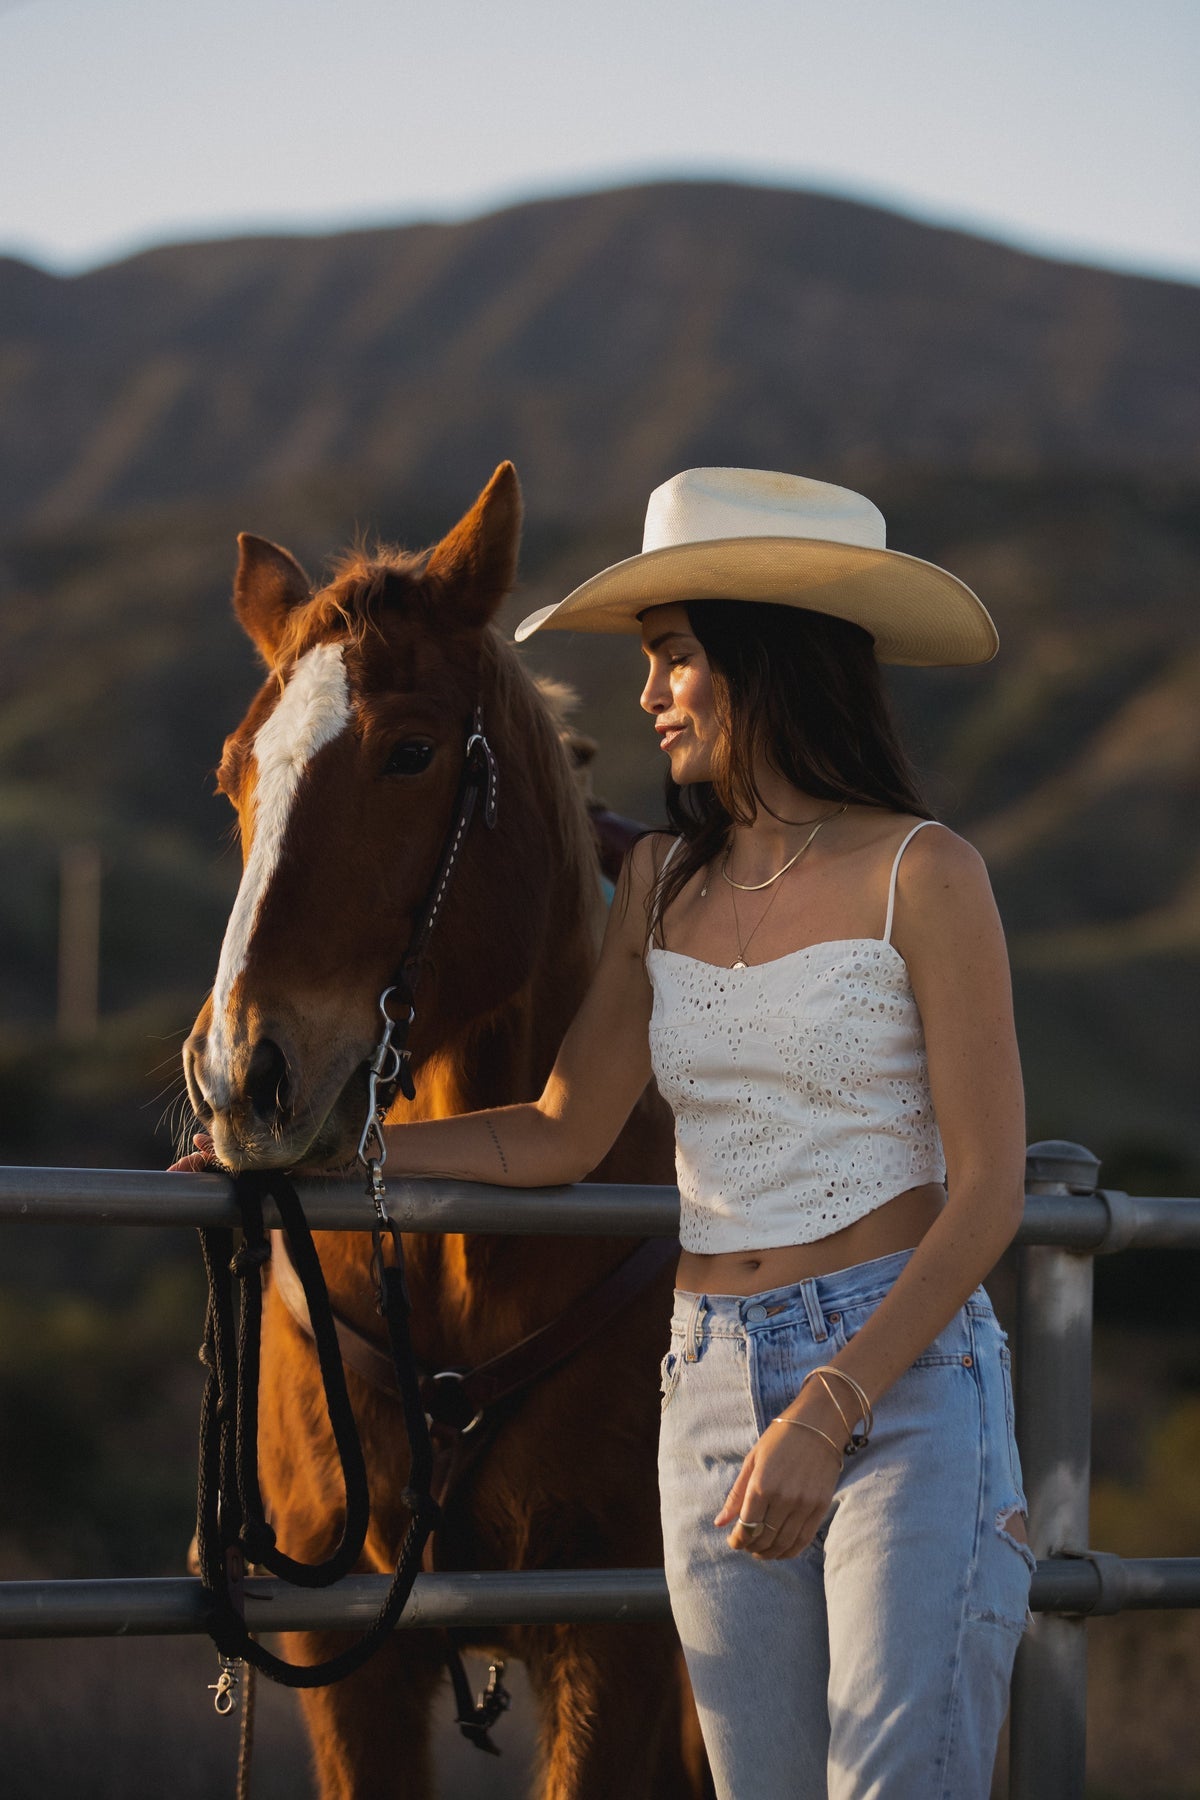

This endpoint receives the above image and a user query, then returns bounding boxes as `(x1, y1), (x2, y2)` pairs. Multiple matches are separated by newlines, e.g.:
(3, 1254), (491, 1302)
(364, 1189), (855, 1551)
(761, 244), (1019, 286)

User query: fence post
(1008, 1139), (1101, 1800)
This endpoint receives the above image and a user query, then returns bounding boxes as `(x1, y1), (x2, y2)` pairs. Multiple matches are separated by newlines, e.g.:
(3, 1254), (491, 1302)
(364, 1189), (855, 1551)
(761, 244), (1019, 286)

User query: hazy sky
(1, 0), (1197, 281)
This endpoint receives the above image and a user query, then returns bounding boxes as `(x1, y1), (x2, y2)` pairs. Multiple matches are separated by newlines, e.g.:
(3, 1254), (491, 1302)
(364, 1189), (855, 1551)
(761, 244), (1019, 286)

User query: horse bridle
(356, 704), (499, 1190)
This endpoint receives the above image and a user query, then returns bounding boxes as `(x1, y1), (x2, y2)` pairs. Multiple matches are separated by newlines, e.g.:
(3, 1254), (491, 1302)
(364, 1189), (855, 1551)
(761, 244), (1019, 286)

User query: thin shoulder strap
(659, 835), (685, 878)
(649, 836), (686, 953)
(883, 820), (937, 945)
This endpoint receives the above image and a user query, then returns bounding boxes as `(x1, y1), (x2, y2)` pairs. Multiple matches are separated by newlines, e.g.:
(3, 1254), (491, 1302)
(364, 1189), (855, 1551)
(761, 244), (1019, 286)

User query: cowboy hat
(514, 468), (997, 666)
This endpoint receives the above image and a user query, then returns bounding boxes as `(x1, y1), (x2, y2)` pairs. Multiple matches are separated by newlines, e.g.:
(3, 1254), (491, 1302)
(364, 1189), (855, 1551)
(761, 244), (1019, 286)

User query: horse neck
(373, 654), (615, 1348)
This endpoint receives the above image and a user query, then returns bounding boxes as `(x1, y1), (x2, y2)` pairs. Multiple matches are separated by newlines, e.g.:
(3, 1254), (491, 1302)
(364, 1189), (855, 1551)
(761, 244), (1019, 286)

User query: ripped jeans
(657, 1248), (1036, 1800)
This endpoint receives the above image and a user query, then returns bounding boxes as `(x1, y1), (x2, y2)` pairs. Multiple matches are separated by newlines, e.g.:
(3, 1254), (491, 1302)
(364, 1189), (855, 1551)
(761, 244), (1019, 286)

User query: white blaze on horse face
(208, 642), (350, 1088)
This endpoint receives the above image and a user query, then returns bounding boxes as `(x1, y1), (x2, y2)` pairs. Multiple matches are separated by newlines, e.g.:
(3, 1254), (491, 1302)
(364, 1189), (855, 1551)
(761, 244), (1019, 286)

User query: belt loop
(800, 1278), (828, 1342)
(684, 1293), (707, 1362)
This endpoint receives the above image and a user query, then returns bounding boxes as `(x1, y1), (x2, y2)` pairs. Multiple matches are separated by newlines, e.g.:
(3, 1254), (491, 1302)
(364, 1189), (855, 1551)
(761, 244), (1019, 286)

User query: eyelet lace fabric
(647, 938), (946, 1253)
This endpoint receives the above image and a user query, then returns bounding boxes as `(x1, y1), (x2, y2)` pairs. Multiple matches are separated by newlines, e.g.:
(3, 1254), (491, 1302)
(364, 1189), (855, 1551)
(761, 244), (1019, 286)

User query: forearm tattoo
(484, 1117), (509, 1177)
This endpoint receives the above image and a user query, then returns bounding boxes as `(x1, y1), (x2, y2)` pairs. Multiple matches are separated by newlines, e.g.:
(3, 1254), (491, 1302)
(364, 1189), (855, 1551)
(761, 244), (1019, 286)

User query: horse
(182, 463), (710, 1799)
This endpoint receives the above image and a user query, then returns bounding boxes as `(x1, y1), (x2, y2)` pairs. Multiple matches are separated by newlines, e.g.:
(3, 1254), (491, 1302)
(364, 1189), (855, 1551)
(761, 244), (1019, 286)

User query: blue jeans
(657, 1248), (1036, 1800)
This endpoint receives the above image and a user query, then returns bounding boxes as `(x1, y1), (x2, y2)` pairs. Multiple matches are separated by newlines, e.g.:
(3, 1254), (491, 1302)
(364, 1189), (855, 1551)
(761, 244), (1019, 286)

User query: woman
(382, 468), (1036, 1797)
(193, 468), (1036, 1796)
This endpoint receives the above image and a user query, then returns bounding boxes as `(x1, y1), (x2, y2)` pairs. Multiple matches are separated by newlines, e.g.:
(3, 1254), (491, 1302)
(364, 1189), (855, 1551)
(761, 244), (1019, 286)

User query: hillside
(0, 179), (1197, 1172)
(2, 181), (1197, 536)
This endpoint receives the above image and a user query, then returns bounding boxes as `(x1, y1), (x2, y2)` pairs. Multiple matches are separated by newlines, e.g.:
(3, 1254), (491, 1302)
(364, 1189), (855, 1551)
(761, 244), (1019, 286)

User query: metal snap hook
(209, 1658), (241, 1715)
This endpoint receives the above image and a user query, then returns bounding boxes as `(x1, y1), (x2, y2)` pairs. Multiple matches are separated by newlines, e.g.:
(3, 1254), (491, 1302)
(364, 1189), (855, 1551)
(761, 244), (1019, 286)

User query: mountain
(2, 180), (1197, 536)
(0, 180), (1197, 1175)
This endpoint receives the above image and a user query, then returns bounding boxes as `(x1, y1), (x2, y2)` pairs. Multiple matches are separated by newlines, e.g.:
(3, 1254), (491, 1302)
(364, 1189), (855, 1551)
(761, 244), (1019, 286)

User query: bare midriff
(674, 1180), (946, 1297)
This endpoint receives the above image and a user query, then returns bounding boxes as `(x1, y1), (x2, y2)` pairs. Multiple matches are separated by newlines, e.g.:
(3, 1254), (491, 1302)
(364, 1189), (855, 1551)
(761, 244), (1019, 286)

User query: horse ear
(233, 534), (311, 664)
(425, 462), (523, 626)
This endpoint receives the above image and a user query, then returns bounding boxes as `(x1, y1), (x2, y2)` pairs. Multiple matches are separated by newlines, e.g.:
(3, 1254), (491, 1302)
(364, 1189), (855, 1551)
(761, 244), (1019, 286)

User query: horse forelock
(270, 547), (437, 669)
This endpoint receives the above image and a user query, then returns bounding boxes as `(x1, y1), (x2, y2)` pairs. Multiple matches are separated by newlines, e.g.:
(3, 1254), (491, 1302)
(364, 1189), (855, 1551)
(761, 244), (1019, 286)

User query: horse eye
(383, 740), (434, 777)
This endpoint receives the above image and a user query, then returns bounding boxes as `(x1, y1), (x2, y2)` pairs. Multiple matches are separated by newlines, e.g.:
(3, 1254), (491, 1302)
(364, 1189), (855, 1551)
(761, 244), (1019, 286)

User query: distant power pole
(57, 842), (102, 1042)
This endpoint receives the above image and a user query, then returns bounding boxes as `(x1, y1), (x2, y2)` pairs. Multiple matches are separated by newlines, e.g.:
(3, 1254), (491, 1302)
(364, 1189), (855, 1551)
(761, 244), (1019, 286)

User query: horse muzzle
(184, 1010), (369, 1172)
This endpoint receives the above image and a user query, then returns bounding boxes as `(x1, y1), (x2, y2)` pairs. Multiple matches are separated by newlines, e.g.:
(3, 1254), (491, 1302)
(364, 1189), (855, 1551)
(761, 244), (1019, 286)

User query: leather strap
(269, 1229), (678, 1421)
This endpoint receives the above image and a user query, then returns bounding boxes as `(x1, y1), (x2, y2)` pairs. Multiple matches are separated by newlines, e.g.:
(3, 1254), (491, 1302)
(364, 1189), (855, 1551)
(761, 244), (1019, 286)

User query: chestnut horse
(183, 464), (708, 1799)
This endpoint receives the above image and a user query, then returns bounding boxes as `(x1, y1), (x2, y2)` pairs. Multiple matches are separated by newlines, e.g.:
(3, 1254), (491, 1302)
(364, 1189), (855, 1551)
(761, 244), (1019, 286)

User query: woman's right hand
(167, 1130), (218, 1173)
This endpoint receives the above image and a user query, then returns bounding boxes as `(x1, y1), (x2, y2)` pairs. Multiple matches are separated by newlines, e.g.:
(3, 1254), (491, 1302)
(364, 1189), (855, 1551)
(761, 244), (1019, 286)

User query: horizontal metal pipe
(0, 1167), (682, 1235)
(1029, 1556), (1200, 1614)
(3, 1167), (1200, 1247)
(1013, 1192), (1200, 1253)
(0, 1569), (671, 1638)
(3, 1558), (1199, 1641)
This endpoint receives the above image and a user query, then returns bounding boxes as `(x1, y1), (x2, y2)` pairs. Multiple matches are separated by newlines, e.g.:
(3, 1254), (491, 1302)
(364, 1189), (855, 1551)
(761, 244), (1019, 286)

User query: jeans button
(828, 1312), (841, 1324)
(746, 1303), (767, 1322)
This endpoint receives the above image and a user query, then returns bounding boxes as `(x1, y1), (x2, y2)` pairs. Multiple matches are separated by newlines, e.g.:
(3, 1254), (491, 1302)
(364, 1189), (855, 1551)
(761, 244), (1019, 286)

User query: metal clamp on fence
(1093, 1187), (1140, 1254)
(1063, 1550), (1130, 1617)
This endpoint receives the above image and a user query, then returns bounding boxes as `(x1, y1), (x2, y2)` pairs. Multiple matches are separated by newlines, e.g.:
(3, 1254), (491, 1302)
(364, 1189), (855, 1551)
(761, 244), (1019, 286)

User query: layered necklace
(704, 804), (847, 970)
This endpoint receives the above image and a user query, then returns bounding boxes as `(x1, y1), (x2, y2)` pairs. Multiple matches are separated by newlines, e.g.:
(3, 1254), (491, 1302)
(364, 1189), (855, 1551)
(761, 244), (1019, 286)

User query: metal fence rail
(2, 1139), (1198, 1800)
(3, 1162), (1198, 1246)
(3, 1556), (1199, 1641)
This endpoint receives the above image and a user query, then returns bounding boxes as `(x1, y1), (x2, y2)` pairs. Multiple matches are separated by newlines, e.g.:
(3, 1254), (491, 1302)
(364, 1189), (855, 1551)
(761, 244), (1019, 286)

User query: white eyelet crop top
(646, 821), (946, 1254)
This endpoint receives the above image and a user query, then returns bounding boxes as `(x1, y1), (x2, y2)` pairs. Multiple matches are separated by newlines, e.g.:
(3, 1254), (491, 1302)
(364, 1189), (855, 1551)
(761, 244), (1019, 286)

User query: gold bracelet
(806, 1364), (874, 1431)
(802, 1366), (874, 1452)
(770, 1415), (845, 1470)
(811, 1370), (855, 1441)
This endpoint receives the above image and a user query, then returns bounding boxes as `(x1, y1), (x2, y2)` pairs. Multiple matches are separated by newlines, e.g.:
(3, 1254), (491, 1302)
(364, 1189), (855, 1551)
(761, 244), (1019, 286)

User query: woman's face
(639, 603), (721, 784)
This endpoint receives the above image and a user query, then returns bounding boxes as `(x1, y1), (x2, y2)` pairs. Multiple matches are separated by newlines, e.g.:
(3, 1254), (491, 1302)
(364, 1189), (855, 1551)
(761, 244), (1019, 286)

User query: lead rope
(236, 1657), (256, 1800)
(197, 1169), (441, 1689)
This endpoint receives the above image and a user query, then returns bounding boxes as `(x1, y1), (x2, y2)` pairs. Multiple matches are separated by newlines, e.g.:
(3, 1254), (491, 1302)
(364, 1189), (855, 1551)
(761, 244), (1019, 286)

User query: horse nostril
(183, 1035), (215, 1123)
(245, 1037), (292, 1123)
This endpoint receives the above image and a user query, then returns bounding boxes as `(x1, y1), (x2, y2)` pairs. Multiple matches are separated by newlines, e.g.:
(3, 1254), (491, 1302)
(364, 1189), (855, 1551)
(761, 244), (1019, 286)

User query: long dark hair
(648, 599), (933, 943)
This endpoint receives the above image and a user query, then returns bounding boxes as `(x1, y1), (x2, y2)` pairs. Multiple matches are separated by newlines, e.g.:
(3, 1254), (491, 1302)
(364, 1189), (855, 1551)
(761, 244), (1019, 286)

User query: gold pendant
(731, 958), (747, 970)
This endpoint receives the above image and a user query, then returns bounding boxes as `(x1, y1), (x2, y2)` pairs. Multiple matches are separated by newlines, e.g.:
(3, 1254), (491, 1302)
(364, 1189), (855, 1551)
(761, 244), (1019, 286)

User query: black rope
(196, 1170), (441, 1688)
(231, 1174), (370, 1586)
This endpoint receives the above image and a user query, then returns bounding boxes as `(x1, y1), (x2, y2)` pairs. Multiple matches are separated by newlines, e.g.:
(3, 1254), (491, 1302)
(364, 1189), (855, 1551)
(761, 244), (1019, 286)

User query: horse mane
(476, 625), (606, 938)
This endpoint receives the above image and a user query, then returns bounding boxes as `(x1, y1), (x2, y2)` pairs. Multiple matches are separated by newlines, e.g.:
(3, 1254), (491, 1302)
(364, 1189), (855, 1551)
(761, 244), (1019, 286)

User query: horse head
(184, 463), (602, 1171)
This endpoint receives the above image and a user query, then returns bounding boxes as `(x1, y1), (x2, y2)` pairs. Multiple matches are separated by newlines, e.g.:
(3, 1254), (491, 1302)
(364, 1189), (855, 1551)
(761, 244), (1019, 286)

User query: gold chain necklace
(705, 804), (847, 897)
(723, 807), (843, 969)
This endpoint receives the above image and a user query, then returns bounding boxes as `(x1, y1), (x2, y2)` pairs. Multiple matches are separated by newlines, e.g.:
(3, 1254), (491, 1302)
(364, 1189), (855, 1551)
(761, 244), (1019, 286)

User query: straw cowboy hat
(514, 468), (997, 666)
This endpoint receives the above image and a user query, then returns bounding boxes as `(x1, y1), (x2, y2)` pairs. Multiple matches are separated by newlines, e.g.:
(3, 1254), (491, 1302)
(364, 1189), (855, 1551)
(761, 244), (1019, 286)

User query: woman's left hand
(167, 1130), (218, 1173)
(714, 1415), (843, 1559)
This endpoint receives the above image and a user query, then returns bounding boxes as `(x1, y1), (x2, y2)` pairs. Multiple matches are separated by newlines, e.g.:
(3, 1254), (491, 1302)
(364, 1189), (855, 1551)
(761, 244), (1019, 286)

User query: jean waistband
(669, 1245), (927, 1348)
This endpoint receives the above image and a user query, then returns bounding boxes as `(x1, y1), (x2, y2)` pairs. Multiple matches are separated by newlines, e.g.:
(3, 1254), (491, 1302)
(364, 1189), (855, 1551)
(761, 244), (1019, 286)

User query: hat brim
(514, 536), (998, 666)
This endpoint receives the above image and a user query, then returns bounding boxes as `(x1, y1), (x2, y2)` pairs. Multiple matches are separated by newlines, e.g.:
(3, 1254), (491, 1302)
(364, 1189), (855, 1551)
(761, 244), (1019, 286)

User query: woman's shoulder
(609, 831), (683, 945)
(884, 818), (1000, 953)
(885, 817), (989, 884)
(625, 830), (683, 890)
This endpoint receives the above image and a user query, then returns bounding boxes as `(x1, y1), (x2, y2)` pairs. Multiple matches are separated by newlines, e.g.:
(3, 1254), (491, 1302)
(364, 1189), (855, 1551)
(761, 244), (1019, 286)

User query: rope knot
(230, 1240), (272, 1278)
(241, 1520), (276, 1562)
